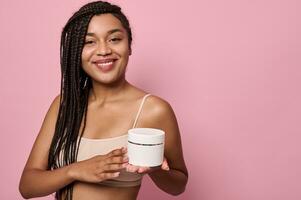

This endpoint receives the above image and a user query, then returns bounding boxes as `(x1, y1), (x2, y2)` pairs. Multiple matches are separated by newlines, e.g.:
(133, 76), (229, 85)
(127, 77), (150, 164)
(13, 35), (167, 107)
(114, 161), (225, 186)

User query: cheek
(81, 51), (91, 71)
(118, 45), (130, 57)
(116, 40), (130, 56)
(81, 50), (92, 72)
(81, 47), (94, 62)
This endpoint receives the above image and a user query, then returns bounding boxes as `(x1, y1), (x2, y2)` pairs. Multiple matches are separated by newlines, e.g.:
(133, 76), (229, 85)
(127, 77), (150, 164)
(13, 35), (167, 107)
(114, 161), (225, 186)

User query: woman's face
(81, 14), (131, 85)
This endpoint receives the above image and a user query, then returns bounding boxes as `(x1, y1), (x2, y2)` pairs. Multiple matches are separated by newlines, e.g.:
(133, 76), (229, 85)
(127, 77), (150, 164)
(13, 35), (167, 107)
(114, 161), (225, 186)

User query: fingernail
(122, 163), (128, 168)
(123, 156), (129, 161)
(162, 165), (169, 171)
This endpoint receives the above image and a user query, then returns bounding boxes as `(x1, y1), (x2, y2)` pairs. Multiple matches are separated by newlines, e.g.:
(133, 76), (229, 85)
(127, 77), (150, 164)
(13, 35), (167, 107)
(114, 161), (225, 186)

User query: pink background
(1, 0), (300, 199)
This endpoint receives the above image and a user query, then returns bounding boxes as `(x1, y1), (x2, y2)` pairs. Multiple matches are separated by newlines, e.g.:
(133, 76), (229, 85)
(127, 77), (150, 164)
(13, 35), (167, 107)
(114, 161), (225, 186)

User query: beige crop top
(76, 94), (152, 187)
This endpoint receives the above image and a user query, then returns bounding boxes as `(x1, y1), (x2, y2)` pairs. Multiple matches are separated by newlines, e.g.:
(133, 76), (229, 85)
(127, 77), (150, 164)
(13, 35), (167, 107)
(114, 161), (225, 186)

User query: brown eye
(110, 38), (121, 43)
(84, 41), (94, 44)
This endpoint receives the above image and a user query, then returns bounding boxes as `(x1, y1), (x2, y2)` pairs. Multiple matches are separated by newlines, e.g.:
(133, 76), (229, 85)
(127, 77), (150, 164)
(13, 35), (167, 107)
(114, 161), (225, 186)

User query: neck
(89, 78), (130, 105)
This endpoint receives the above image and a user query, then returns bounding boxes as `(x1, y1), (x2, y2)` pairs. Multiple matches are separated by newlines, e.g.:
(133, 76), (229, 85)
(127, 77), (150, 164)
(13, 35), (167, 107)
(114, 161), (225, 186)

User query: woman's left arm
(147, 100), (188, 195)
(127, 98), (188, 195)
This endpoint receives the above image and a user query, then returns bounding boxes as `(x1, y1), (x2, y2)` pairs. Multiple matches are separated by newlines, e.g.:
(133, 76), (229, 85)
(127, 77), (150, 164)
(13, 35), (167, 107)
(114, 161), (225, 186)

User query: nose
(96, 42), (112, 56)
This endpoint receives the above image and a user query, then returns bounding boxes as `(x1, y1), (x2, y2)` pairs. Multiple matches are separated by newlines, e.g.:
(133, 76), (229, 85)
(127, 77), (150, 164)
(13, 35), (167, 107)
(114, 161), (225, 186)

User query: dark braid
(47, 1), (132, 199)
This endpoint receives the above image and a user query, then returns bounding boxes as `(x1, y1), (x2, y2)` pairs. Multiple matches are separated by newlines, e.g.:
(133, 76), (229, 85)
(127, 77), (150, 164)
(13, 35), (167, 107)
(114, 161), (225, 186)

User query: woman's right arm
(19, 95), (74, 198)
(19, 95), (128, 199)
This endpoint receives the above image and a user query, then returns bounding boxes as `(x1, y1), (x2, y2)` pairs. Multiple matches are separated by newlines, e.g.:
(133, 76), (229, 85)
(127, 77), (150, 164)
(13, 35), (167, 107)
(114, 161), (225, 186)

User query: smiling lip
(93, 59), (117, 73)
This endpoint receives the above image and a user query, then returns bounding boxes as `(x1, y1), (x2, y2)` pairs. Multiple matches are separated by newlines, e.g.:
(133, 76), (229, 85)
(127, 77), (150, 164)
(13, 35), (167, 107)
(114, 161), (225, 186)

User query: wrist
(66, 163), (77, 181)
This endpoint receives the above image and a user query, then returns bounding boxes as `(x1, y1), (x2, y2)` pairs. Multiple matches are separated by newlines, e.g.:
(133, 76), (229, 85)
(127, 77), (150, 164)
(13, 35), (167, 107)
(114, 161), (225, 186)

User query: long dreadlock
(47, 1), (132, 199)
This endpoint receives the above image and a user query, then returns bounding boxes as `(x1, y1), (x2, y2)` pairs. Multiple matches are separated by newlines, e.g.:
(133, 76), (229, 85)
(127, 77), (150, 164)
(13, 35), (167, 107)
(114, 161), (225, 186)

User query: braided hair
(47, 1), (132, 199)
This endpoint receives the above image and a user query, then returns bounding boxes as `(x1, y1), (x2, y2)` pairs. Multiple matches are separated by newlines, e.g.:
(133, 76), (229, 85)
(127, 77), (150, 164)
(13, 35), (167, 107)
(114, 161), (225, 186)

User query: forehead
(86, 13), (125, 35)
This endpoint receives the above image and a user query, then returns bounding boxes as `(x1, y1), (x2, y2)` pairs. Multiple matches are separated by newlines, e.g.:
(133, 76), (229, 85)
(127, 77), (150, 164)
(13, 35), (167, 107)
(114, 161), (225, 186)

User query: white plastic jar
(127, 128), (165, 167)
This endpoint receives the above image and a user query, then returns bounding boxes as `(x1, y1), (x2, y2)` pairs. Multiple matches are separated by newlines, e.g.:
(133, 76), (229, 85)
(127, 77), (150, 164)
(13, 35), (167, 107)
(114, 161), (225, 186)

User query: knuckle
(103, 173), (110, 179)
(117, 156), (124, 163)
(97, 161), (105, 170)
(110, 156), (118, 163)
(114, 163), (123, 169)
(96, 173), (104, 181)
(106, 164), (113, 171)
(100, 173), (110, 180)
(113, 149), (122, 155)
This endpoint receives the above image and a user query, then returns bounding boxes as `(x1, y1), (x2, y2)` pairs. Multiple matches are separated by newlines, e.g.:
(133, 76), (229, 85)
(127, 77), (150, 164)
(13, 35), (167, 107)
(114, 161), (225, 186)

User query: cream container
(127, 128), (165, 167)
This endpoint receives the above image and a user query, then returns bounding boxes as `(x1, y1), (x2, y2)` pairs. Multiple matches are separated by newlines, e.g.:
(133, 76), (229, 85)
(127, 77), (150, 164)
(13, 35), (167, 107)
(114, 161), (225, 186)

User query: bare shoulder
(38, 94), (61, 136)
(43, 94), (61, 123)
(144, 94), (178, 128)
(53, 94), (61, 104)
(23, 94), (61, 170)
(147, 95), (173, 112)
(41, 94), (62, 138)
(51, 94), (61, 113)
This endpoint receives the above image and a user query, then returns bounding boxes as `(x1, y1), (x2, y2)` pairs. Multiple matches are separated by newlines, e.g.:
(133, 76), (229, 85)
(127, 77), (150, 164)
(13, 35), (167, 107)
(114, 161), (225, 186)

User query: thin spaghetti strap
(132, 94), (152, 128)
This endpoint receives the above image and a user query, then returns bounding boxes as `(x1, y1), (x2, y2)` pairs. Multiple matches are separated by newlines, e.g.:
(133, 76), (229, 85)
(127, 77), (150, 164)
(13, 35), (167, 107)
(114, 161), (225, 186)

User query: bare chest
(80, 102), (141, 139)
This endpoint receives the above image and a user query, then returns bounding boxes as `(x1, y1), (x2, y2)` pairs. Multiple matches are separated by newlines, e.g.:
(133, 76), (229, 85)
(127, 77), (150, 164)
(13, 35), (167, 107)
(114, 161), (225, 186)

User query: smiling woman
(81, 14), (131, 84)
(18, 1), (188, 200)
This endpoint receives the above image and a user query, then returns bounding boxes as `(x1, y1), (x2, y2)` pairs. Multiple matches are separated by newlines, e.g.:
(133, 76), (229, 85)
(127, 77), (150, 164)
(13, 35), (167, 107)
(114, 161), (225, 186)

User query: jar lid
(128, 128), (165, 145)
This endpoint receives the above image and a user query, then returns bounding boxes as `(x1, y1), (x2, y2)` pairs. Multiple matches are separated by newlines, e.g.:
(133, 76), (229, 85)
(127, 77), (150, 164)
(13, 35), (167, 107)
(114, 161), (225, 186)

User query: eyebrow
(86, 28), (124, 36)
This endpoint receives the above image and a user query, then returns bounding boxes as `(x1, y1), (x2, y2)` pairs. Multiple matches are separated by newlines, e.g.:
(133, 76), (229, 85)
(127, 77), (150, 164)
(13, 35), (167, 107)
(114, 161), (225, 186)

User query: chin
(97, 76), (125, 85)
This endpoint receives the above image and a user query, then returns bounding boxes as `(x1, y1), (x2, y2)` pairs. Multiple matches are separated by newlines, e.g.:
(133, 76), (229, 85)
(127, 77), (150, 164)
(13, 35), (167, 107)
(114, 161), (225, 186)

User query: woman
(19, 1), (188, 199)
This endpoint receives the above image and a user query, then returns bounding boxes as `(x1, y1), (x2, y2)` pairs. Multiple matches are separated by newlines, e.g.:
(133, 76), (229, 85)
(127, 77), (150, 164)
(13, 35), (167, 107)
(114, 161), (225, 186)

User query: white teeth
(96, 61), (113, 67)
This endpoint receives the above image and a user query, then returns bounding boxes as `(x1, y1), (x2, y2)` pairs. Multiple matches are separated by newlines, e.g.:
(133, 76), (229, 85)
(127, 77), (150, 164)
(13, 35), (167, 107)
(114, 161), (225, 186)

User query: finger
(126, 164), (139, 173)
(97, 172), (120, 181)
(106, 155), (128, 164)
(161, 158), (170, 171)
(138, 166), (150, 173)
(103, 163), (128, 172)
(107, 147), (127, 158)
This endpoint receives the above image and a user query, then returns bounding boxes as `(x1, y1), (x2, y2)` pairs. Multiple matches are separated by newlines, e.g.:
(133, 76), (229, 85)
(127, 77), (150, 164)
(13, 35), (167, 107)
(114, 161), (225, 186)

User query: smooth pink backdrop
(1, 0), (300, 199)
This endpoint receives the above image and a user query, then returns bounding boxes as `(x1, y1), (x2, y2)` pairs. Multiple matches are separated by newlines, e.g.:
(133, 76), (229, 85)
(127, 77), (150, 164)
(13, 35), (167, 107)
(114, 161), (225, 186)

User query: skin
(19, 14), (188, 199)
